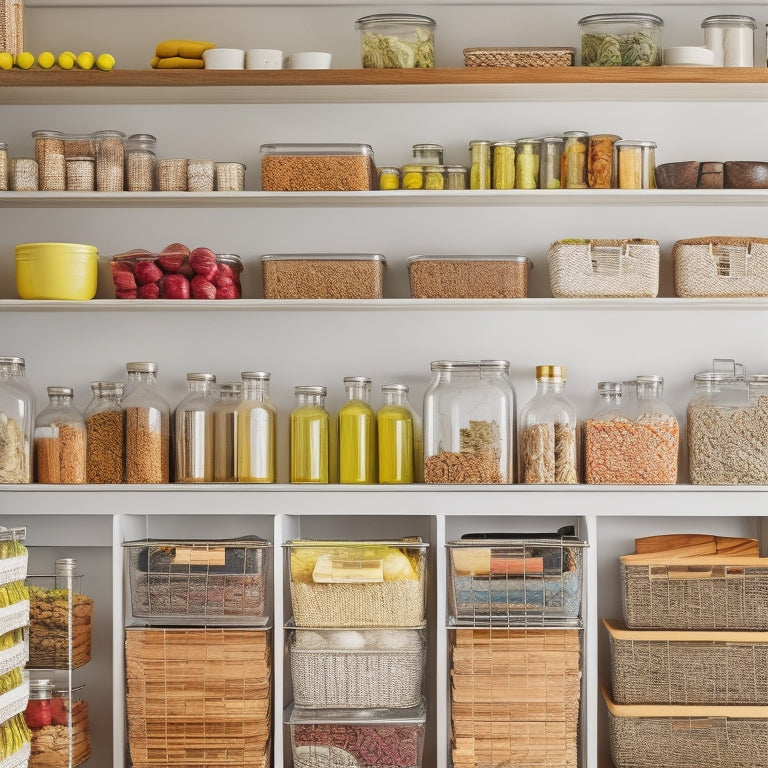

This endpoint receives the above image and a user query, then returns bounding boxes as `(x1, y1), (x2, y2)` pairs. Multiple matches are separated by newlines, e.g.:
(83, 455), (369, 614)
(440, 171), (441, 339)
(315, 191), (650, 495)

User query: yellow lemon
(95, 53), (115, 71)
(16, 51), (34, 70)
(0, 52), (13, 70)
(58, 51), (75, 70)
(75, 51), (95, 70)
(37, 51), (55, 69)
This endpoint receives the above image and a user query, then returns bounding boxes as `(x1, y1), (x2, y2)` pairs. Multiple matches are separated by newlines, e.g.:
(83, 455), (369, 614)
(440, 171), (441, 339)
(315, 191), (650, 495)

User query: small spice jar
(187, 159), (215, 192)
(290, 385), (331, 483)
(444, 165), (467, 190)
(33, 129), (66, 191)
(412, 143), (443, 165)
(93, 129), (125, 192)
(515, 138), (541, 190)
(562, 131), (589, 189)
(65, 156), (95, 191)
(34, 386), (87, 484)
(11, 158), (38, 191)
(615, 139), (657, 189)
(378, 166), (401, 190)
(84, 380), (124, 484)
(0, 142), (8, 191)
(124, 133), (156, 192)
(702, 15), (755, 67)
(588, 133), (621, 188)
(491, 141), (516, 190)
(236, 371), (276, 483)
(174, 372), (217, 483)
(424, 164), (445, 190)
(157, 158), (188, 192)
(468, 140), (492, 190)
(215, 161), (246, 191)
(400, 163), (425, 190)
(539, 136), (564, 189)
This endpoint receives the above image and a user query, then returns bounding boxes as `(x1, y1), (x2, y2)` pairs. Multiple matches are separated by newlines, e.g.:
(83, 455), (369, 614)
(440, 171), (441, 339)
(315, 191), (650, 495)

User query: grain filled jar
(290, 385), (331, 483)
(540, 137), (564, 189)
(468, 140), (492, 190)
(125, 133), (156, 192)
(515, 138), (540, 190)
(423, 360), (515, 484)
(174, 372), (216, 483)
(0, 355), (34, 483)
(236, 371), (276, 483)
(84, 380), (124, 484)
(34, 386), (87, 484)
(65, 157), (95, 191)
(122, 361), (170, 484)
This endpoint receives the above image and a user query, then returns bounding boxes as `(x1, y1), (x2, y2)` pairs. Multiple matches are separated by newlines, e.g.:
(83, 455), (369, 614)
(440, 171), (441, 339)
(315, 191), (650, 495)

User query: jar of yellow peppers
(379, 166), (401, 190)
(491, 141), (516, 189)
(515, 138), (540, 190)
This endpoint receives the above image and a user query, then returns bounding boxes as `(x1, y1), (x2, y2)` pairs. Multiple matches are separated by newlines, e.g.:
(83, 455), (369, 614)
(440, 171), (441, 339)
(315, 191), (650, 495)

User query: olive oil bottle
(377, 383), (414, 484)
(290, 386), (330, 483)
(339, 376), (376, 484)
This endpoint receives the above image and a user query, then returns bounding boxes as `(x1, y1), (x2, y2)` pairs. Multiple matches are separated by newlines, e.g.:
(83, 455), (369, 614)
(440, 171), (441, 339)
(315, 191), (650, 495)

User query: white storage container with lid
(702, 15), (755, 66)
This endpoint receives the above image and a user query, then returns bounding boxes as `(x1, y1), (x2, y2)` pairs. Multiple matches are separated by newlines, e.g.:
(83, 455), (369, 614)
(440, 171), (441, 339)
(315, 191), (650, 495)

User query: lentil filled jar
(84, 380), (124, 484)
(290, 385), (331, 483)
(0, 356), (34, 483)
(423, 360), (515, 484)
(174, 372), (217, 483)
(122, 361), (170, 484)
(236, 371), (276, 483)
(34, 386), (87, 484)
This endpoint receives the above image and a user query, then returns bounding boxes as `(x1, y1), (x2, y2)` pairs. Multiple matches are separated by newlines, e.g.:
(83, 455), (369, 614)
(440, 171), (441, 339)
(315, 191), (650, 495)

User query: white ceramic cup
(245, 48), (283, 70)
(288, 51), (332, 69)
(202, 48), (245, 70)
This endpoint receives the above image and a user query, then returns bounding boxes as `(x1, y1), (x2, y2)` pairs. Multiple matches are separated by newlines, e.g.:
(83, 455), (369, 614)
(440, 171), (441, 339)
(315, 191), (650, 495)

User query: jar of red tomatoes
(24, 679), (55, 729)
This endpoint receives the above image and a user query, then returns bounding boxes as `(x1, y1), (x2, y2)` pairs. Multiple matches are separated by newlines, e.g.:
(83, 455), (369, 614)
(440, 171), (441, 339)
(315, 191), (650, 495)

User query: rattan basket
(0, 0), (23, 57)
(548, 238), (660, 298)
(605, 618), (768, 704)
(463, 46), (575, 68)
(673, 236), (768, 297)
(604, 686), (768, 768)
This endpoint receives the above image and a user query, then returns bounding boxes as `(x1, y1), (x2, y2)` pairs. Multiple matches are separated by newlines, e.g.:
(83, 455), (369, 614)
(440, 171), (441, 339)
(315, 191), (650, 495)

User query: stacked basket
(605, 533), (768, 768)
(123, 537), (272, 768)
(446, 527), (587, 768)
(284, 539), (429, 768)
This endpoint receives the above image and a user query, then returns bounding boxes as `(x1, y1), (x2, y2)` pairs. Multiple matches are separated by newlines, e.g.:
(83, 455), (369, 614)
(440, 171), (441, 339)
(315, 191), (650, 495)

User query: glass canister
(125, 133), (156, 192)
(562, 131), (589, 189)
(615, 140), (656, 189)
(93, 129), (125, 192)
(174, 372), (216, 483)
(122, 361), (170, 484)
(65, 156), (95, 191)
(32, 129), (66, 192)
(84, 380), (124, 484)
(539, 136), (564, 189)
(492, 141), (516, 190)
(579, 13), (663, 66)
(236, 371), (276, 483)
(702, 15), (755, 67)
(0, 141), (8, 191)
(290, 386), (331, 483)
(215, 161), (246, 191)
(25, 679), (55, 729)
(468, 140), (492, 190)
(187, 159), (215, 192)
(0, 355), (34, 483)
(583, 381), (622, 483)
(423, 360), (515, 484)
(412, 143), (443, 165)
(10, 158), (37, 191)
(518, 365), (578, 484)
(444, 165), (468, 190)
(401, 163), (425, 190)
(339, 376), (377, 484)
(424, 164), (445, 190)
(34, 386), (87, 484)
(588, 134), (621, 188)
(378, 166), (401, 190)
(213, 382), (241, 482)
(377, 383), (414, 484)
(515, 138), (541, 190)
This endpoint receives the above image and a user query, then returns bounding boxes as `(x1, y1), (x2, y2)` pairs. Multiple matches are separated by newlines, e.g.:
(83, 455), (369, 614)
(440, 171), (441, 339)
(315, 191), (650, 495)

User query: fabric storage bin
(285, 539), (428, 627)
(547, 238), (659, 297)
(289, 627), (425, 708)
(605, 618), (768, 704)
(287, 700), (426, 768)
(604, 686), (768, 768)
(621, 552), (768, 629)
(673, 236), (768, 297)
(124, 537), (271, 625)
(447, 529), (587, 627)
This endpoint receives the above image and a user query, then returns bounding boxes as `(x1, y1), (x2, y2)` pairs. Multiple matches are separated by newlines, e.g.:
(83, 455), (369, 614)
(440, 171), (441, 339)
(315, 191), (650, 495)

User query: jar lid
(492, 141), (517, 147)
(747, 374), (768, 384)
(186, 372), (216, 382)
(563, 131), (589, 138)
(614, 140), (657, 148)
(693, 371), (727, 383)
(637, 374), (663, 384)
(0, 356), (25, 366)
(92, 129), (126, 138)
(378, 166), (401, 174)
(536, 365), (566, 381)
(702, 15), (756, 29)
(90, 380), (124, 393)
(444, 165), (467, 173)
(294, 385), (327, 396)
(381, 383), (409, 394)
(598, 381), (622, 394)
(127, 133), (157, 142)
(31, 129), (66, 138)
(126, 361), (158, 374)
(516, 137), (542, 145)
(430, 360), (510, 372)
(579, 13), (664, 27)
(47, 386), (73, 397)
(343, 376), (371, 385)
(355, 13), (435, 28)
(218, 382), (242, 395)
(28, 679), (55, 699)
(0, 142), (7, 150)
(412, 143), (442, 151)
(468, 139), (492, 148)
(540, 136), (565, 144)
(55, 557), (78, 576)
(241, 371), (271, 381)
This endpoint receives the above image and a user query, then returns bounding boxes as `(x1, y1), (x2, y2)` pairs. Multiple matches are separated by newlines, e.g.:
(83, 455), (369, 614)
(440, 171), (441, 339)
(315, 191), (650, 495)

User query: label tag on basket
(711, 244), (748, 278)
(172, 547), (226, 566)
(312, 553), (384, 583)
(589, 245), (623, 275)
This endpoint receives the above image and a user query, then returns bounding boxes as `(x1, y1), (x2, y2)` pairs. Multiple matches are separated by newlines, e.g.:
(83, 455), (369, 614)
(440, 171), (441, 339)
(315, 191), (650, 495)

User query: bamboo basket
(0, 0), (23, 57)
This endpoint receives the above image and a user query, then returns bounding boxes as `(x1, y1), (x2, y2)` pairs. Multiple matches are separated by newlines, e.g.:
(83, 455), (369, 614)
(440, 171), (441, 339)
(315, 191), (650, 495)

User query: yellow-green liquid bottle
(377, 383), (414, 484)
(236, 372), (276, 483)
(339, 376), (376, 484)
(290, 385), (330, 483)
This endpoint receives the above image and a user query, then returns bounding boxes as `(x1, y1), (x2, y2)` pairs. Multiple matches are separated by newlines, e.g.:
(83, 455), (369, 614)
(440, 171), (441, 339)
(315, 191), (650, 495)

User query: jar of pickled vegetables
(444, 165), (468, 190)
(514, 138), (540, 190)
(492, 141), (516, 190)
(468, 140), (492, 190)
(539, 137), (564, 190)
(412, 143), (443, 165)
(400, 164), (425, 190)
(588, 134), (621, 188)
(424, 165), (445, 190)
(562, 131), (589, 189)
(290, 386), (331, 483)
(378, 166), (401, 190)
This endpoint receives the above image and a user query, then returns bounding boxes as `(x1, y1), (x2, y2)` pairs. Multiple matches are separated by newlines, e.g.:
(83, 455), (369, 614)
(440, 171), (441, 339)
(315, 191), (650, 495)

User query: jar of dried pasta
(34, 386), (87, 484)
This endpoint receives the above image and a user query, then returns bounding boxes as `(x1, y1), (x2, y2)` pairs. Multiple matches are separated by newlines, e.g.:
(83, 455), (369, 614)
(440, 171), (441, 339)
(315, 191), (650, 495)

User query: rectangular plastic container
(260, 143), (377, 191)
(261, 253), (386, 299)
(620, 552), (768, 630)
(124, 537), (271, 625)
(289, 627), (425, 709)
(285, 539), (428, 627)
(408, 254), (531, 299)
(547, 238), (660, 297)
(447, 532), (587, 627)
(287, 700), (426, 768)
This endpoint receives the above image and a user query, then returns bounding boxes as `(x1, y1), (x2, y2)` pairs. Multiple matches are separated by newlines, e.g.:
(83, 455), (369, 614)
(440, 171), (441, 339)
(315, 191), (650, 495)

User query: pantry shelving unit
(2, 2), (768, 768)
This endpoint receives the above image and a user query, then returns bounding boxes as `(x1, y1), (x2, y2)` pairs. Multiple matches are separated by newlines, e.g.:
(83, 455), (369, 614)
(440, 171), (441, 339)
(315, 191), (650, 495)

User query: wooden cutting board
(635, 534), (759, 557)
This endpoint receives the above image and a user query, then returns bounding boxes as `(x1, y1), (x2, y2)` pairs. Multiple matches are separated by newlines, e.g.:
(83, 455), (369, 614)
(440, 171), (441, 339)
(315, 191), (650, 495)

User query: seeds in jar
(425, 419), (504, 484)
(86, 410), (124, 483)
(125, 406), (169, 483)
(261, 154), (374, 191)
(35, 424), (87, 484)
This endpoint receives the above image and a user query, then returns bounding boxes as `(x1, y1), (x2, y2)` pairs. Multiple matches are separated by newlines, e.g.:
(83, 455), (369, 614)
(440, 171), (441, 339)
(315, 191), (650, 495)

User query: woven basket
(673, 236), (768, 297)
(604, 687), (768, 768)
(605, 619), (768, 704)
(548, 238), (660, 298)
(0, 0), (23, 57)
(29, 699), (90, 768)
(620, 554), (768, 630)
(463, 47), (574, 68)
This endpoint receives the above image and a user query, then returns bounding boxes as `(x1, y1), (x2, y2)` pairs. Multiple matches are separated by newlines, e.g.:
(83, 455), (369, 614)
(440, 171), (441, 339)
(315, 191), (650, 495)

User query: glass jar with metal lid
(412, 143), (443, 165)
(492, 141), (516, 189)
(615, 140), (656, 189)
(34, 386), (87, 484)
(92, 129), (126, 192)
(237, 372), (276, 483)
(290, 385), (331, 483)
(468, 140), (492, 190)
(515, 138), (540, 190)
(423, 360), (515, 484)
(444, 164), (468, 190)
(539, 137), (564, 189)
(0, 355), (33, 484)
(518, 365), (578, 484)
(378, 166), (401, 190)
(84, 380), (124, 484)
(25, 679), (56, 729)
(355, 13), (436, 68)
(702, 15), (755, 66)
(125, 133), (157, 192)
(579, 13), (663, 66)
(401, 163), (425, 190)
(424, 164), (445, 190)
(377, 383), (416, 484)
(562, 131), (589, 189)
(32, 129), (66, 191)
(174, 372), (216, 483)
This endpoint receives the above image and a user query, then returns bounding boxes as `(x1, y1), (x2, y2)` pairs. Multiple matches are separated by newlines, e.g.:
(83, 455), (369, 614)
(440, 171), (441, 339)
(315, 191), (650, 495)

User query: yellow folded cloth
(155, 39), (215, 59)
(151, 56), (206, 69)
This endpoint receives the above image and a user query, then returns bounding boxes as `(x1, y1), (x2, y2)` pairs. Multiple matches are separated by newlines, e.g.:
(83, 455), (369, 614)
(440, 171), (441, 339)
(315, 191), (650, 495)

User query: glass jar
(236, 371), (276, 483)
(562, 131), (589, 189)
(424, 164), (445, 190)
(34, 386), (87, 484)
(579, 13), (663, 66)
(514, 138), (540, 190)
(84, 380), (124, 484)
(33, 129), (66, 191)
(10, 157), (38, 191)
(0, 355), (34, 483)
(212, 382), (241, 482)
(378, 166), (401, 190)
(583, 381), (622, 484)
(122, 361), (170, 484)
(0, 141), (7, 191)
(125, 133), (156, 192)
(444, 165), (468, 190)
(468, 140), (492, 190)
(187, 159), (215, 192)
(157, 158), (187, 192)
(492, 141), (516, 190)
(588, 134), (621, 188)
(215, 161), (246, 191)
(412, 143), (443, 165)
(93, 129), (125, 192)
(290, 386), (331, 483)
(339, 376), (376, 484)
(539, 136), (564, 190)
(400, 163), (425, 190)
(25, 679), (55, 729)
(377, 383), (415, 484)
(702, 15), (755, 67)
(423, 360), (515, 484)
(355, 13), (436, 68)
(518, 365), (578, 484)
(615, 140), (656, 189)
(174, 372), (216, 483)
(65, 156), (95, 191)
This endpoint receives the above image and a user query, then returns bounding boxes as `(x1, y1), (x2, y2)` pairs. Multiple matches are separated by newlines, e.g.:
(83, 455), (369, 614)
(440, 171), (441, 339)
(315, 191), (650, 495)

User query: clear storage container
(34, 386), (86, 484)
(355, 13), (435, 68)
(236, 372), (276, 483)
(423, 360), (515, 484)
(562, 131), (589, 189)
(212, 382), (241, 482)
(290, 386), (331, 483)
(84, 381), (124, 484)
(492, 141), (515, 190)
(285, 539), (428, 627)
(588, 134), (621, 188)
(579, 13), (663, 66)
(339, 376), (376, 484)
(32, 130), (65, 192)
(378, 166), (401, 190)
(539, 136), (563, 189)
(515, 138), (540, 189)
(468, 140), (491, 190)
(412, 143), (443, 165)
(174, 372), (216, 483)
(615, 140), (656, 189)
(0, 356), (33, 484)
(377, 384), (415, 485)
(702, 15), (755, 67)
(93, 129), (125, 192)
(124, 133), (156, 192)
